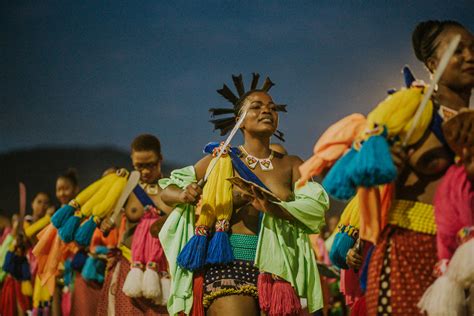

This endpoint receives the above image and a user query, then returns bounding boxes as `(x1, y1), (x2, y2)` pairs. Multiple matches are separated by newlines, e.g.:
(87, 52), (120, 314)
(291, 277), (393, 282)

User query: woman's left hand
(249, 186), (274, 212)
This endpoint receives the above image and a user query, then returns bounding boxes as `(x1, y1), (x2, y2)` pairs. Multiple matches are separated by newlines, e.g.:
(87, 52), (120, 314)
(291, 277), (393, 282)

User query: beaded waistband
(229, 234), (258, 261)
(388, 199), (436, 235)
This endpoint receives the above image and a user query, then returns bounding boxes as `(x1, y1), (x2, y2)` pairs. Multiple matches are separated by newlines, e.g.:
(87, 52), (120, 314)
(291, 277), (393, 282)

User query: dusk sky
(1, 1), (473, 166)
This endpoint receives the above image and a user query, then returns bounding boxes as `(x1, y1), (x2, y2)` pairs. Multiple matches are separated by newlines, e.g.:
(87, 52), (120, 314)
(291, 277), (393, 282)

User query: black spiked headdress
(209, 73), (287, 141)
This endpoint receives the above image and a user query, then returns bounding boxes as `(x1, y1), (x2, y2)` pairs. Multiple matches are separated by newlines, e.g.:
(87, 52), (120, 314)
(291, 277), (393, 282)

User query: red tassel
(350, 296), (367, 316)
(257, 273), (274, 312)
(14, 276), (30, 312)
(269, 279), (301, 316)
(191, 272), (205, 316)
(0, 276), (17, 316)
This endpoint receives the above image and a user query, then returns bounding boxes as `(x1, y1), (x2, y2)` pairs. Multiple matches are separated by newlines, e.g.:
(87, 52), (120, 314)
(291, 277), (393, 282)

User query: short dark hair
(33, 191), (51, 201)
(412, 20), (464, 66)
(131, 134), (162, 159)
(58, 168), (79, 187)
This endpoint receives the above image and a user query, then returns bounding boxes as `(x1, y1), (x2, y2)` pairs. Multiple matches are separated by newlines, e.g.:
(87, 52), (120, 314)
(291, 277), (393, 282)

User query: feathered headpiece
(209, 73), (287, 141)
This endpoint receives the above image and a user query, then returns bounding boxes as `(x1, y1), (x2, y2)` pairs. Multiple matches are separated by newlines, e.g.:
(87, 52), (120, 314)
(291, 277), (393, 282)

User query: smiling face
(56, 177), (77, 206)
(428, 26), (474, 90)
(239, 91), (278, 138)
(31, 192), (50, 220)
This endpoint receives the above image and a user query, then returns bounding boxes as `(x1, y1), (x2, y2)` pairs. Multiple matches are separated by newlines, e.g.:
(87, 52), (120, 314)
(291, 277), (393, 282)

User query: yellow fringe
(203, 284), (258, 308)
(75, 173), (116, 206)
(338, 195), (360, 228)
(92, 174), (127, 218)
(81, 173), (118, 217)
(367, 86), (433, 146)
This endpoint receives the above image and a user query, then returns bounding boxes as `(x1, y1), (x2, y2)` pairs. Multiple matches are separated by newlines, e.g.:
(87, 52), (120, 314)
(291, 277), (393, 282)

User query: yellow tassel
(21, 280), (33, 296)
(80, 173), (118, 217)
(75, 173), (116, 206)
(367, 86), (433, 145)
(92, 174), (127, 218)
(25, 214), (51, 238)
(214, 156), (233, 222)
(337, 195), (360, 229)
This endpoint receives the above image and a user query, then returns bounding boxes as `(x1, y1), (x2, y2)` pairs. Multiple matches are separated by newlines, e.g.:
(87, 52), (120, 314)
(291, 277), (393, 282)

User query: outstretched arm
(160, 155), (213, 207)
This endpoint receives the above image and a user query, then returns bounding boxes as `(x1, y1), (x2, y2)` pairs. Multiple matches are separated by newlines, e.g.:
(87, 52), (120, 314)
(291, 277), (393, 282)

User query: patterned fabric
(203, 260), (259, 308)
(71, 273), (102, 315)
(95, 254), (168, 315)
(366, 226), (437, 316)
(388, 200), (436, 235)
(229, 234), (258, 261)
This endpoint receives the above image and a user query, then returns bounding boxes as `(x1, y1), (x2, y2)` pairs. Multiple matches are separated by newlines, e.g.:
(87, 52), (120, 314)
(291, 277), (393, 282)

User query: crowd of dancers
(0, 19), (473, 316)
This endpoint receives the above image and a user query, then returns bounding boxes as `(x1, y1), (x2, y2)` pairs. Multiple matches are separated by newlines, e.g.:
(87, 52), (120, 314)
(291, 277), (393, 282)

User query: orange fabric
(358, 184), (394, 244)
(117, 214), (127, 245)
(380, 184), (394, 230)
(299, 113), (367, 185)
(91, 227), (118, 251)
(33, 224), (57, 257)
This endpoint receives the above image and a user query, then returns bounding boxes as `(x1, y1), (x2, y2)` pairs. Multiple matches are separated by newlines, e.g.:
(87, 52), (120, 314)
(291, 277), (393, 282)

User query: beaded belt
(388, 199), (436, 235)
(229, 234), (258, 261)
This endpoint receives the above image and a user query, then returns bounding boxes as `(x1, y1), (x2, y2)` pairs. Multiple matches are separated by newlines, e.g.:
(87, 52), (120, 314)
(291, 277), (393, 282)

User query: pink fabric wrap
(434, 164), (474, 260)
(299, 113), (367, 185)
(130, 210), (167, 271)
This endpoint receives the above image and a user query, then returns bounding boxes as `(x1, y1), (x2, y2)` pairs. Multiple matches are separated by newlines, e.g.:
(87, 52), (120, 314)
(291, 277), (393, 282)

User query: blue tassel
(71, 250), (88, 271)
(58, 215), (82, 243)
(403, 66), (416, 88)
(350, 134), (397, 187)
(51, 204), (75, 229)
(206, 231), (234, 264)
(329, 232), (349, 269)
(2, 251), (15, 275)
(94, 246), (109, 255)
(95, 259), (106, 283)
(359, 245), (374, 292)
(74, 217), (98, 247)
(322, 148), (357, 200)
(329, 231), (356, 270)
(20, 260), (31, 280)
(63, 259), (73, 286)
(81, 256), (98, 281)
(177, 235), (208, 271)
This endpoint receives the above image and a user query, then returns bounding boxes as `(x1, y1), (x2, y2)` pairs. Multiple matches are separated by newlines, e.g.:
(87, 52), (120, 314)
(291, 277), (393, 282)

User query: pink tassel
(130, 216), (149, 264)
(144, 219), (166, 272)
(257, 273), (274, 312)
(191, 272), (205, 316)
(434, 164), (474, 260)
(142, 213), (167, 300)
(269, 279), (302, 316)
(43, 305), (50, 316)
(61, 289), (71, 316)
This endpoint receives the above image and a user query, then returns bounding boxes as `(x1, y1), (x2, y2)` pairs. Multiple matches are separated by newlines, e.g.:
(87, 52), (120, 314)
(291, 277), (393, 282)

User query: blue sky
(1, 1), (473, 165)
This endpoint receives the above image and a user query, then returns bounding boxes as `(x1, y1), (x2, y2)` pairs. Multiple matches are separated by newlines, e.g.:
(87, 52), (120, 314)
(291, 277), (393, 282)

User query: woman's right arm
(160, 155), (213, 207)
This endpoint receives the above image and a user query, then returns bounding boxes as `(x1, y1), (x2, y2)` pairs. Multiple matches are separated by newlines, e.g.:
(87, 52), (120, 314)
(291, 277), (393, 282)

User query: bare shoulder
(194, 154), (213, 181)
(279, 154), (304, 183)
(277, 152), (303, 167)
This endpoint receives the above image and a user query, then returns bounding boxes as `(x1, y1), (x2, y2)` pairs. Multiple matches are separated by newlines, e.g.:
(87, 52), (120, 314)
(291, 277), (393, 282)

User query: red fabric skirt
(366, 225), (437, 315)
(0, 276), (30, 316)
(71, 273), (102, 315)
(95, 254), (168, 316)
